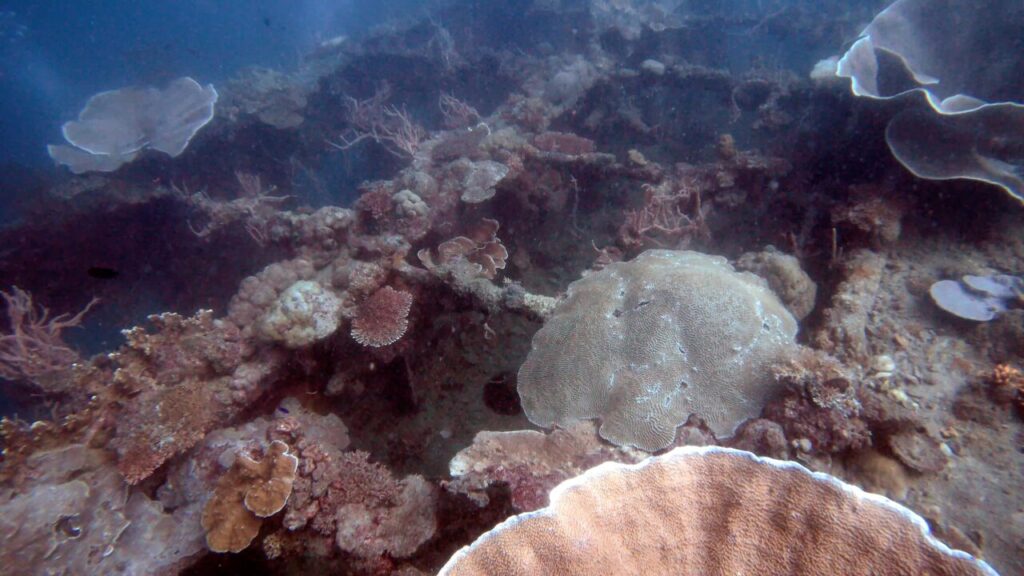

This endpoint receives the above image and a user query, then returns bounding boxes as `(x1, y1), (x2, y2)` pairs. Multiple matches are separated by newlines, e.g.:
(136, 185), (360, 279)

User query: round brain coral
(258, 280), (343, 348)
(517, 250), (797, 451)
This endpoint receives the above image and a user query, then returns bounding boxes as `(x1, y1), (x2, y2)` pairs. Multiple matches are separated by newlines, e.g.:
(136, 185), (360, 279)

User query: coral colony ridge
(1, 0), (1022, 574)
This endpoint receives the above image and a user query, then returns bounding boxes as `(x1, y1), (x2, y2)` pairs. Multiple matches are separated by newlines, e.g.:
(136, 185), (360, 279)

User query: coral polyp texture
(350, 286), (414, 347)
(439, 446), (997, 576)
(259, 280), (344, 348)
(201, 440), (299, 553)
(517, 250), (798, 450)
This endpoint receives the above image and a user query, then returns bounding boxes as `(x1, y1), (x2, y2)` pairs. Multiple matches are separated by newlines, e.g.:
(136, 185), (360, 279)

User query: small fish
(87, 266), (119, 280)
(263, 16), (271, 27)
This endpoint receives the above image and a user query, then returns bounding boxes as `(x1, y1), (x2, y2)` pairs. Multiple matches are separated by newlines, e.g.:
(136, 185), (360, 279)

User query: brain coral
(258, 280), (342, 348)
(517, 250), (797, 451)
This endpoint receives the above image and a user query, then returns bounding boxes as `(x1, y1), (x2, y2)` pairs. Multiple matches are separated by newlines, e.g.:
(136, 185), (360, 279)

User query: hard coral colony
(0, 1), (1022, 575)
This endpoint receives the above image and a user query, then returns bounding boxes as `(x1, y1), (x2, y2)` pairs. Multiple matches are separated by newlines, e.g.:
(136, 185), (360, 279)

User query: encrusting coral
(0, 444), (206, 574)
(445, 422), (644, 511)
(201, 440), (299, 553)
(518, 249), (798, 450)
(439, 446), (997, 576)
(106, 310), (283, 484)
(258, 280), (344, 348)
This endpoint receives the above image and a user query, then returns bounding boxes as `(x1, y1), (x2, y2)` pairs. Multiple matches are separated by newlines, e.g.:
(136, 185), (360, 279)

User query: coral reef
(106, 310), (277, 484)
(259, 280), (344, 348)
(222, 67), (309, 129)
(2, 1), (1023, 573)
(445, 422), (644, 511)
(201, 440), (298, 553)
(518, 250), (797, 450)
(814, 249), (887, 362)
(736, 245), (817, 321)
(988, 363), (1024, 415)
(350, 286), (414, 348)
(440, 447), (996, 575)
(418, 219), (508, 281)
(837, 0), (1024, 200)
(0, 444), (205, 575)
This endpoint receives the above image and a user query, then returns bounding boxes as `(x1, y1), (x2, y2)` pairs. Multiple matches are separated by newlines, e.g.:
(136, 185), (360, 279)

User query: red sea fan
(350, 286), (413, 348)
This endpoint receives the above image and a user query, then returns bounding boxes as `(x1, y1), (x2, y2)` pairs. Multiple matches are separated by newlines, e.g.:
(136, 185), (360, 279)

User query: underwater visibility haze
(0, 1), (1021, 574)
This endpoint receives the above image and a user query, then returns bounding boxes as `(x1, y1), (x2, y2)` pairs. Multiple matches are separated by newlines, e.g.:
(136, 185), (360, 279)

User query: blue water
(0, 0), (428, 167)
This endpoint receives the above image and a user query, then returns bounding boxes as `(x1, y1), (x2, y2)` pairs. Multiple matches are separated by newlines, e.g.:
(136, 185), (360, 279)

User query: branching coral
(0, 287), (98, 386)
(107, 310), (279, 483)
(351, 286), (414, 348)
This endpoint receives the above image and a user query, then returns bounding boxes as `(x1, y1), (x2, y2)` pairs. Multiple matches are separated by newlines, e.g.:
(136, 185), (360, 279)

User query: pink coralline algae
(106, 310), (279, 484)
(351, 286), (414, 348)
(275, 407), (436, 560)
